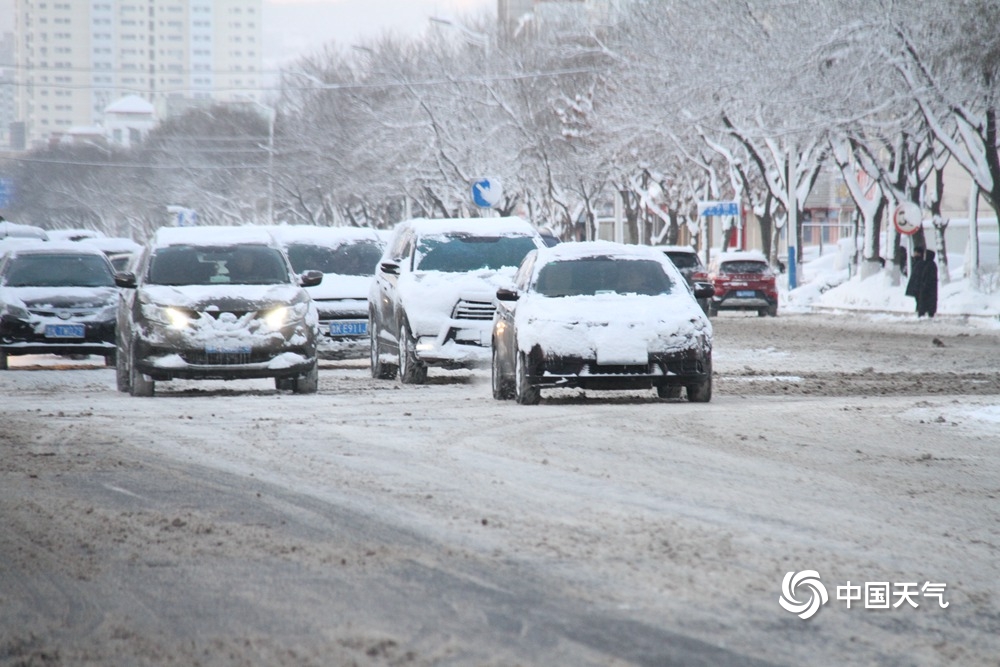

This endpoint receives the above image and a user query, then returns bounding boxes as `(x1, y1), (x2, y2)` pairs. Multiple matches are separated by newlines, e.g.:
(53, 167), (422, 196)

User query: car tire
(514, 351), (540, 405)
(275, 377), (294, 391)
(492, 345), (514, 400)
(369, 316), (397, 380)
(0, 350), (7, 371)
(767, 303), (778, 317)
(116, 349), (130, 393)
(128, 343), (154, 397)
(398, 321), (427, 385)
(686, 358), (712, 403)
(104, 350), (117, 366)
(757, 308), (767, 317)
(292, 361), (319, 394)
(657, 385), (682, 399)
(707, 301), (718, 317)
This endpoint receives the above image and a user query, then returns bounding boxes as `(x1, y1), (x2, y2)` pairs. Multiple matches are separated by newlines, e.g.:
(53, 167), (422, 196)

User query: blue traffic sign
(699, 201), (739, 217)
(471, 178), (502, 209)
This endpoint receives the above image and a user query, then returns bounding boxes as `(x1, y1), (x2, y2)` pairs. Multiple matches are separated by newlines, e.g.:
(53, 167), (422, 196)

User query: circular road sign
(893, 202), (922, 236)
(471, 178), (503, 209)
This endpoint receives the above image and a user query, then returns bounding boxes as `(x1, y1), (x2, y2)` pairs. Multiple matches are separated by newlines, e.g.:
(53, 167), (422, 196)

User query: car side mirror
(379, 261), (400, 276)
(299, 270), (323, 287)
(114, 271), (137, 289)
(693, 281), (715, 299)
(496, 287), (520, 302)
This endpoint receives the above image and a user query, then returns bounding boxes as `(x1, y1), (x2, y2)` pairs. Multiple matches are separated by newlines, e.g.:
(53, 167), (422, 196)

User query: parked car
(114, 226), (322, 396)
(270, 225), (385, 360)
(0, 221), (49, 241)
(491, 241), (714, 404)
(0, 241), (118, 369)
(82, 237), (143, 273)
(705, 250), (778, 317)
(369, 216), (546, 383)
(47, 228), (106, 242)
(655, 244), (710, 313)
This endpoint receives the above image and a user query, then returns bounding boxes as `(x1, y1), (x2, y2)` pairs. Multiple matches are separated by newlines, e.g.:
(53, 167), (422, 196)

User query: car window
(534, 258), (673, 297)
(665, 252), (702, 269)
(513, 250), (537, 290)
(415, 234), (539, 273)
(720, 260), (768, 274)
(148, 245), (290, 286)
(3, 254), (115, 287)
(286, 240), (383, 276)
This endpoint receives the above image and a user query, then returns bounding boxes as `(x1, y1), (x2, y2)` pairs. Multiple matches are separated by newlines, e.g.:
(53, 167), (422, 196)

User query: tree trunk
(966, 182), (980, 289)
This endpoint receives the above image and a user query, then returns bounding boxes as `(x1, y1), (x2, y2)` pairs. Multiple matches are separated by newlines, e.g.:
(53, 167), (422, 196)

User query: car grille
(452, 299), (495, 321)
(182, 349), (270, 366)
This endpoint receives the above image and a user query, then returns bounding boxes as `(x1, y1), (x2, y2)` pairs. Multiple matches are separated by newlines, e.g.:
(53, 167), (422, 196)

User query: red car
(706, 251), (778, 317)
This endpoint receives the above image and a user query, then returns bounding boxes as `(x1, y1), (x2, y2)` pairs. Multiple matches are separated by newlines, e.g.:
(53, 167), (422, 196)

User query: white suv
(369, 217), (545, 383)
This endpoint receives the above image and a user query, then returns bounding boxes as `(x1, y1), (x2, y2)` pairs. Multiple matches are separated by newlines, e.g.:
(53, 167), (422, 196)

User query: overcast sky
(263, 0), (494, 69)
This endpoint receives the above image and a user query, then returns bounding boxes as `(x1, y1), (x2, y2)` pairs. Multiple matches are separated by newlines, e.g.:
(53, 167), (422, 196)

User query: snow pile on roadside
(781, 246), (1000, 321)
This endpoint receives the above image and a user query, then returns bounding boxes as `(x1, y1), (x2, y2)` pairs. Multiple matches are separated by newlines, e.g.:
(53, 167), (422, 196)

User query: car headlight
(1, 303), (31, 321)
(261, 302), (308, 330)
(143, 304), (193, 329)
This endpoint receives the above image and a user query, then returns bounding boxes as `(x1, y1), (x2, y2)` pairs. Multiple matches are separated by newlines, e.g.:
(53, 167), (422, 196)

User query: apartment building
(13, 0), (262, 148)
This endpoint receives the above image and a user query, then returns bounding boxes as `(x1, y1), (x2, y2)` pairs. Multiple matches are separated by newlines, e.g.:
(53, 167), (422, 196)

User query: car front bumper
(413, 319), (493, 368)
(531, 349), (710, 391)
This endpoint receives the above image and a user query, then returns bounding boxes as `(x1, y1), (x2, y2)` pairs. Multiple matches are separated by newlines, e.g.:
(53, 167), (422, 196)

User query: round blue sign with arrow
(471, 178), (503, 209)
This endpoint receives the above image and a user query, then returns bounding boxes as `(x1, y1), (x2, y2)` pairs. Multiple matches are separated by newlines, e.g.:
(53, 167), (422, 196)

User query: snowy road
(1, 313), (999, 666)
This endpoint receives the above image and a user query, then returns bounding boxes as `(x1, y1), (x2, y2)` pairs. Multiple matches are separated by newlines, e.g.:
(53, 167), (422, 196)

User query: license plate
(736, 290), (756, 298)
(45, 324), (85, 338)
(205, 345), (251, 355)
(329, 320), (367, 336)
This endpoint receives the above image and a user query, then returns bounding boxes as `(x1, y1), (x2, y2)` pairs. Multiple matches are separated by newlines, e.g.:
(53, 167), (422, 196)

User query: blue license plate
(736, 290), (756, 298)
(45, 324), (85, 338)
(205, 345), (251, 355)
(329, 320), (367, 336)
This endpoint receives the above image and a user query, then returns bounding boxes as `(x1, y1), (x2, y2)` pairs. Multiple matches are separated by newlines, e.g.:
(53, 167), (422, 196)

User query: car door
(372, 228), (412, 354)
(494, 251), (536, 378)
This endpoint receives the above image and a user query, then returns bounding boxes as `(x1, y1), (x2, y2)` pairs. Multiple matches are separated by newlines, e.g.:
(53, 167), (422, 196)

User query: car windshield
(148, 245), (290, 286)
(534, 258), (673, 297)
(415, 234), (539, 273)
(720, 260), (768, 274)
(4, 254), (115, 287)
(665, 252), (701, 269)
(286, 240), (383, 276)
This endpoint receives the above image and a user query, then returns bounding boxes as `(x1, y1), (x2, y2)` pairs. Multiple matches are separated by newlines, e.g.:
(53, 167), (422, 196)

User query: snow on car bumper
(533, 349), (710, 390)
(413, 320), (492, 368)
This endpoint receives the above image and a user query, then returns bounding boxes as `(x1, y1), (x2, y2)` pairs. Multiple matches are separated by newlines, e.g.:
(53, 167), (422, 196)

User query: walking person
(905, 246), (938, 318)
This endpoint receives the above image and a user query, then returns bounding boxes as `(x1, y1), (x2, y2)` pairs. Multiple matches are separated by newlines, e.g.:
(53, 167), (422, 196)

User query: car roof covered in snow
(535, 241), (675, 264)
(4, 240), (109, 257)
(150, 225), (280, 248)
(394, 216), (541, 238)
(652, 244), (699, 254)
(267, 225), (383, 245)
(712, 249), (768, 264)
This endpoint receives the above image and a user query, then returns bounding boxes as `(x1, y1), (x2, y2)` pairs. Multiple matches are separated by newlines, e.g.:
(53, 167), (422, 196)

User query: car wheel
(104, 350), (117, 366)
(292, 361), (319, 394)
(398, 322), (427, 385)
(707, 301), (718, 317)
(116, 348), (130, 393)
(0, 350), (7, 371)
(657, 385), (682, 399)
(275, 377), (294, 391)
(767, 303), (778, 317)
(686, 358), (712, 403)
(492, 345), (514, 400)
(757, 308), (767, 317)
(128, 343), (154, 397)
(369, 316), (397, 380)
(514, 351), (540, 405)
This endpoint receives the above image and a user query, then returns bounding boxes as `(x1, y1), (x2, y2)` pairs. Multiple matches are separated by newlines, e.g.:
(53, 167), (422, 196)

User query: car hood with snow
(513, 291), (711, 362)
(397, 267), (515, 337)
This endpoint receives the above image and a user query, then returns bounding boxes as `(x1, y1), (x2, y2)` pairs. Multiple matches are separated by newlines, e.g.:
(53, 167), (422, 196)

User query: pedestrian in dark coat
(905, 247), (938, 317)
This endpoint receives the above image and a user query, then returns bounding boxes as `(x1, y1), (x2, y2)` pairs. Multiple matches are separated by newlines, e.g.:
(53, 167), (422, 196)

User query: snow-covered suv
(369, 217), (546, 383)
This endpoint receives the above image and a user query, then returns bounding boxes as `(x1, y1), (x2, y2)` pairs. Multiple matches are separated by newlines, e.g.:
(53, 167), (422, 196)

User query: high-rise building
(1, 31), (15, 149)
(13, 0), (263, 148)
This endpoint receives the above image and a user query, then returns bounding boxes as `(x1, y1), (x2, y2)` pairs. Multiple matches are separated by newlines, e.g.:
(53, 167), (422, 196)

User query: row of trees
(5, 0), (999, 284)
